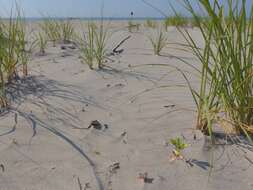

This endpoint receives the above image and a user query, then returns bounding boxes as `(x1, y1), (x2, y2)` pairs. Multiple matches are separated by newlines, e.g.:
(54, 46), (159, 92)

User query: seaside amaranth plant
(170, 137), (188, 157)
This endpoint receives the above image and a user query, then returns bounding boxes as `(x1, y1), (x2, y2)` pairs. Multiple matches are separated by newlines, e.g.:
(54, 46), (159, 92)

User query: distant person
(130, 11), (134, 18)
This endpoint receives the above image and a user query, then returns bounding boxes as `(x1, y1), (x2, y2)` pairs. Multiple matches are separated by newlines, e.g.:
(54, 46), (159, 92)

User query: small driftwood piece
(111, 35), (131, 55)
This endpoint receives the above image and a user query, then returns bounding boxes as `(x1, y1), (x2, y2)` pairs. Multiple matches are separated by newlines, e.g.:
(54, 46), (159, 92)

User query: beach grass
(179, 0), (253, 138)
(94, 21), (108, 68)
(80, 21), (108, 69)
(164, 14), (188, 29)
(0, 22), (7, 109)
(60, 20), (75, 44)
(0, 6), (32, 109)
(80, 22), (96, 69)
(40, 18), (61, 47)
(35, 32), (47, 55)
(145, 19), (157, 28)
(148, 28), (167, 55)
(128, 21), (140, 32)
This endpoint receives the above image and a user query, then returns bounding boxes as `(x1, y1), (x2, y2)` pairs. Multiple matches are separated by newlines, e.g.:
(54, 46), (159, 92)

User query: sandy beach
(0, 20), (253, 190)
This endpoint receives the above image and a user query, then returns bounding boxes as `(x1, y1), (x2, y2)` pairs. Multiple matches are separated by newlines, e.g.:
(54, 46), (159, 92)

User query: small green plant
(36, 32), (47, 55)
(170, 137), (188, 157)
(145, 19), (157, 28)
(148, 28), (167, 55)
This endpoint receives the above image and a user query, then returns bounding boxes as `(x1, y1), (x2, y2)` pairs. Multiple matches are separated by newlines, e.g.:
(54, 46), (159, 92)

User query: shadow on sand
(0, 75), (106, 190)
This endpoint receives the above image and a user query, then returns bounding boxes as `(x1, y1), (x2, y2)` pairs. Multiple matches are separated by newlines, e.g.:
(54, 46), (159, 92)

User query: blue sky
(0, 0), (252, 18)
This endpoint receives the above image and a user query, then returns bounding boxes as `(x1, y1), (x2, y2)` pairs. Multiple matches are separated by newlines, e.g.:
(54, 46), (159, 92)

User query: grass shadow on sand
(0, 75), (106, 190)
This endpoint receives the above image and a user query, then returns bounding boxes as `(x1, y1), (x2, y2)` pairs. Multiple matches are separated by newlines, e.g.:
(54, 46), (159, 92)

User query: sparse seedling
(170, 138), (188, 154)
(169, 137), (188, 161)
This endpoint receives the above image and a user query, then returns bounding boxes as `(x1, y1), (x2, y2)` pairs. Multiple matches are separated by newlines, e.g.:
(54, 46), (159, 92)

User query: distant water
(20, 17), (165, 21)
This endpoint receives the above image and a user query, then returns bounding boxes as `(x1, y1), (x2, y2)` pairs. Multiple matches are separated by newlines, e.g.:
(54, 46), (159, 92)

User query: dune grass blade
(36, 32), (47, 55)
(80, 23), (95, 69)
(60, 20), (75, 44)
(179, 0), (253, 138)
(145, 19), (157, 28)
(164, 14), (188, 30)
(40, 18), (61, 47)
(148, 28), (167, 56)
(16, 17), (33, 77)
(2, 10), (27, 82)
(79, 21), (108, 70)
(128, 21), (140, 33)
(94, 22), (108, 68)
(0, 21), (6, 108)
(0, 5), (30, 108)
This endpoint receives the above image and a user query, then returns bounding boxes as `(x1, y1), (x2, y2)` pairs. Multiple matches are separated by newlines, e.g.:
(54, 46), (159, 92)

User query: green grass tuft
(145, 19), (157, 29)
(0, 6), (33, 109)
(148, 28), (167, 56)
(79, 22), (109, 70)
(179, 0), (253, 138)
(40, 18), (61, 47)
(35, 32), (47, 55)
(164, 14), (188, 29)
(60, 20), (75, 44)
(128, 21), (140, 33)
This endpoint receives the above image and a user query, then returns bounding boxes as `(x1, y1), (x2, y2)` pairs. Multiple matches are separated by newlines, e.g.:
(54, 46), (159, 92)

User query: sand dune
(0, 21), (252, 190)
